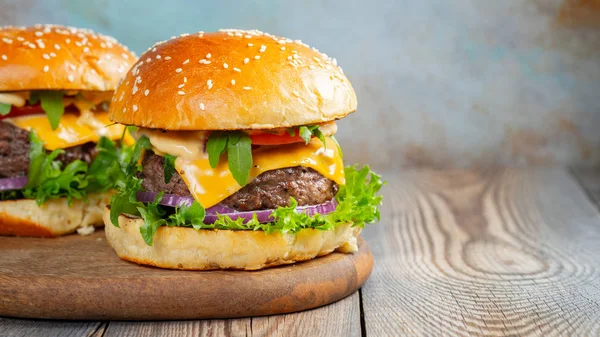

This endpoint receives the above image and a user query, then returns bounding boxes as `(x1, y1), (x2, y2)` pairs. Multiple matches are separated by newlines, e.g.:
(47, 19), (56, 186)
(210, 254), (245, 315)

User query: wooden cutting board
(0, 229), (372, 320)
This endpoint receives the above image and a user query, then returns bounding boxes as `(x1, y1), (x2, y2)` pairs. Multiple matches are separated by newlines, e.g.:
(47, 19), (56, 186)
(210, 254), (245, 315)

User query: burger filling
(0, 90), (131, 204)
(110, 126), (384, 246)
(140, 151), (339, 212)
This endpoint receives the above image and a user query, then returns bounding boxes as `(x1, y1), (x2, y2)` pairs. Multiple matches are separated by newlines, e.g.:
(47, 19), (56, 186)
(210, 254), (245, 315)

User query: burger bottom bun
(0, 193), (112, 237)
(103, 208), (361, 270)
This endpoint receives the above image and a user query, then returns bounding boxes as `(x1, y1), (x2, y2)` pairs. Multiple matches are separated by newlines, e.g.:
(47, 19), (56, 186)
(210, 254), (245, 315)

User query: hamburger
(105, 29), (383, 270)
(0, 25), (137, 237)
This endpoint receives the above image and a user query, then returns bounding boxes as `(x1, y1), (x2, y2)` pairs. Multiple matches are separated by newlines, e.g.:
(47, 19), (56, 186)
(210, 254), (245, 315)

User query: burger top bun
(0, 24), (136, 92)
(109, 29), (357, 130)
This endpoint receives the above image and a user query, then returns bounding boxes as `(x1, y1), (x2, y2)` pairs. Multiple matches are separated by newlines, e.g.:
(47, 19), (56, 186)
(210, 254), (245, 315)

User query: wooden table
(2, 168), (600, 337)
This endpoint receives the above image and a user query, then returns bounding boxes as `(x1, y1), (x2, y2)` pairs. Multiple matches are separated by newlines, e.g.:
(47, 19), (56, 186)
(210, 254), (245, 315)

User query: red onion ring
(0, 176), (28, 192)
(136, 191), (338, 224)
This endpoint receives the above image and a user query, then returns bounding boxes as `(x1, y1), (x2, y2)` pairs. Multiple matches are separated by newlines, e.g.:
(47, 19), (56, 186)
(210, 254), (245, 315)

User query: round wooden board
(0, 230), (373, 320)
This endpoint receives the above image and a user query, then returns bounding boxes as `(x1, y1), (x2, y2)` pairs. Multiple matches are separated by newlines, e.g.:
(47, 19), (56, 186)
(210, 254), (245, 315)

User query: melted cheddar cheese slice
(175, 137), (345, 208)
(6, 111), (131, 150)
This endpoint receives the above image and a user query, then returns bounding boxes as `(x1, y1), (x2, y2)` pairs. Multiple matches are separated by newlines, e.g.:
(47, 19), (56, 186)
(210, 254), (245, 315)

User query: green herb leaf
(298, 126), (312, 144)
(163, 154), (177, 184)
(38, 91), (65, 130)
(138, 192), (167, 246)
(227, 131), (252, 186)
(170, 201), (205, 230)
(0, 103), (11, 116)
(312, 128), (327, 150)
(206, 131), (228, 168)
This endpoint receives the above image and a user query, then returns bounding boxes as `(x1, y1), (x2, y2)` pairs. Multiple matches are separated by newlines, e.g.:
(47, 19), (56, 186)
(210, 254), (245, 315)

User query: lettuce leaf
(1, 131), (132, 205)
(109, 139), (384, 246)
(0, 102), (11, 116)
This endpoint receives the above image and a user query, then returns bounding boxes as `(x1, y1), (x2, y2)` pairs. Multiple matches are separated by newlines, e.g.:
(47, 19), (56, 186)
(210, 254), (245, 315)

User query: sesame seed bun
(109, 29), (357, 130)
(0, 24), (136, 92)
(0, 193), (111, 237)
(103, 208), (361, 270)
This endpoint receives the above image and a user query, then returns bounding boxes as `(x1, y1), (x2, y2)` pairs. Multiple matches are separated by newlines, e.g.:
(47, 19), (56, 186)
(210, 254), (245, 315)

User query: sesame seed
(233, 67), (241, 72)
(35, 31), (43, 37)
(122, 53), (129, 59)
(293, 54), (299, 59)
(332, 58), (338, 66)
(156, 55), (161, 59)
(0, 55), (6, 61)
(223, 63), (228, 68)
(277, 40), (286, 44)
(152, 47), (157, 52)
(292, 50), (298, 54)
(247, 43), (253, 47)
(292, 90), (300, 97)
(123, 108), (126, 113)
(2, 38), (12, 44)
(100, 42), (107, 48)
(200, 103), (205, 110)
(165, 56), (171, 60)
(207, 79), (213, 89)
(243, 86), (252, 90)
(133, 105), (138, 112)
(309, 65), (315, 69)
(43, 54), (50, 60)
(183, 59), (190, 65)
(68, 75), (74, 82)
(144, 89), (150, 96)
(175, 68), (182, 73)
(244, 58), (249, 64)
(65, 38), (71, 44)
(75, 41), (82, 47)
(280, 46), (286, 51)
(199, 59), (210, 64)
(178, 91), (185, 95)
(206, 53), (211, 59)
(50, 52), (56, 57)
(146, 58), (151, 62)
(313, 57), (321, 62)
(43, 65), (49, 72)
(69, 64), (76, 70)
(287, 56), (292, 60)
(183, 77), (188, 83)
(54, 44), (60, 50)
(254, 55), (260, 60)
(178, 83), (185, 88)
(231, 79), (236, 85)
(259, 45), (266, 52)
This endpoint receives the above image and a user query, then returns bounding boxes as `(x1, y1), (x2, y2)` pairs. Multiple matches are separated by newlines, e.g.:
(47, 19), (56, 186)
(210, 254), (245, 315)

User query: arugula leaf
(298, 125), (326, 149)
(330, 136), (343, 158)
(163, 154), (177, 184)
(0, 103), (11, 116)
(227, 131), (252, 186)
(37, 91), (65, 130)
(299, 126), (312, 144)
(206, 131), (228, 168)
(138, 192), (168, 245)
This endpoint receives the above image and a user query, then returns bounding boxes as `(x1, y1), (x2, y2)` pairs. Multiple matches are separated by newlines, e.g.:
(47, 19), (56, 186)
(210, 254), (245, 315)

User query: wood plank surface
(361, 168), (600, 336)
(0, 317), (103, 337)
(103, 292), (360, 337)
(572, 168), (600, 206)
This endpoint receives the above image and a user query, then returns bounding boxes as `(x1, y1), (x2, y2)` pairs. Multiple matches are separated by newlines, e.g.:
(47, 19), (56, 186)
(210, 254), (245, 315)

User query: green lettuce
(109, 137), (384, 246)
(1, 131), (132, 205)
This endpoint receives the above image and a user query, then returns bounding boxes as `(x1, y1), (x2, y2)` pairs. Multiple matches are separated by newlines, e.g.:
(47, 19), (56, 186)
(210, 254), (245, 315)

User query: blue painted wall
(2, 0), (599, 168)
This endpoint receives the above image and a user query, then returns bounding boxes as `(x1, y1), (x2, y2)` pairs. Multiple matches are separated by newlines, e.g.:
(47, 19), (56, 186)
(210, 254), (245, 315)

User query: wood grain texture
(0, 317), (102, 337)
(0, 232), (372, 320)
(361, 168), (600, 336)
(102, 292), (360, 337)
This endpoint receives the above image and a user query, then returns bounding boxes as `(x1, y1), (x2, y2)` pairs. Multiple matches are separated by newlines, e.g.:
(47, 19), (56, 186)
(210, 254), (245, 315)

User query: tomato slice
(249, 131), (304, 145)
(0, 105), (46, 120)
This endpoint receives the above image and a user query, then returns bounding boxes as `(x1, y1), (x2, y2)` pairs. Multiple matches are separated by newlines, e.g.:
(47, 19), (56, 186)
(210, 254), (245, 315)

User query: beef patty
(0, 122), (98, 178)
(139, 152), (339, 211)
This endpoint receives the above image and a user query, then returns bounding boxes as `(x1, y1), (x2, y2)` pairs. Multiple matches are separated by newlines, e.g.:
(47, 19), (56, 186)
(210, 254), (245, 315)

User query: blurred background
(1, 0), (599, 170)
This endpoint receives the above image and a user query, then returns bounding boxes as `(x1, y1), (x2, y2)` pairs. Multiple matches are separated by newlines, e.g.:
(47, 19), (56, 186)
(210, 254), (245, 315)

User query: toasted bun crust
(104, 208), (361, 270)
(0, 193), (111, 237)
(0, 25), (136, 92)
(109, 29), (356, 130)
